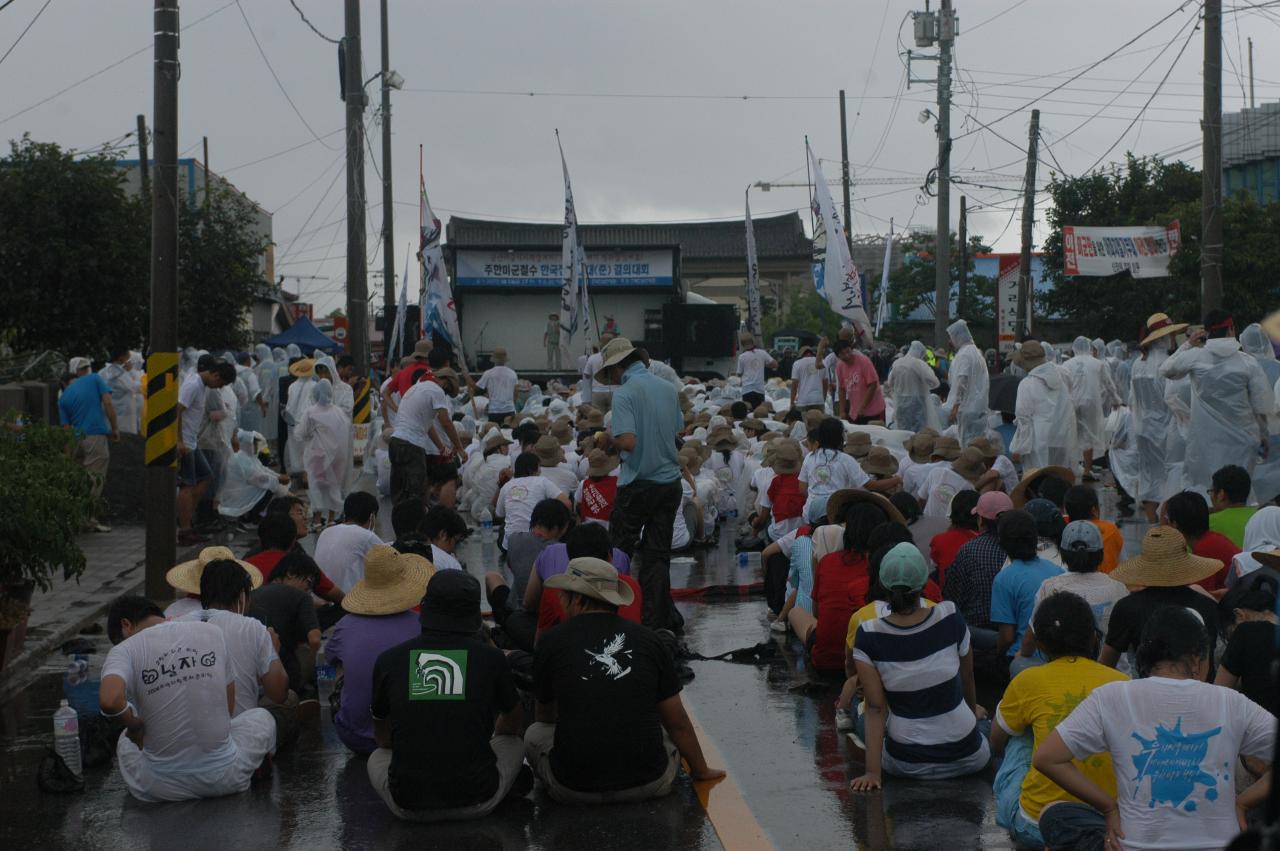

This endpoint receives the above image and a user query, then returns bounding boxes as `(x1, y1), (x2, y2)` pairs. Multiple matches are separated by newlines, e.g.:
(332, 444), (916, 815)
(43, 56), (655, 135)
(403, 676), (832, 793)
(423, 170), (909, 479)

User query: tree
(1041, 154), (1280, 338)
(884, 231), (997, 344)
(0, 137), (149, 357)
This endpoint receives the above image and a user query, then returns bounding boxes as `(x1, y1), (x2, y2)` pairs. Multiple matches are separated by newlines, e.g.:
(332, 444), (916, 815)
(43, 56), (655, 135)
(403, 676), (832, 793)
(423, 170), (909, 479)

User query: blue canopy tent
(263, 316), (344, 355)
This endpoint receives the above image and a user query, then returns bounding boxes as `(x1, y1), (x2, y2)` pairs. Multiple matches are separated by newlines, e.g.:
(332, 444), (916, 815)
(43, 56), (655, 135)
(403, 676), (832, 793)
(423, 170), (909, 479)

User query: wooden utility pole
(379, 0), (395, 365)
(933, 0), (955, 348)
(201, 135), (209, 210)
(135, 114), (150, 199)
(144, 0), (180, 599)
(1016, 109), (1040, 341)
(957, 196), (968, 319)
(1202, 0), (1223, 317)
(344, 0), (369, 371)
(839, 89), (854, 254)
(1248, 37), (1255, 109)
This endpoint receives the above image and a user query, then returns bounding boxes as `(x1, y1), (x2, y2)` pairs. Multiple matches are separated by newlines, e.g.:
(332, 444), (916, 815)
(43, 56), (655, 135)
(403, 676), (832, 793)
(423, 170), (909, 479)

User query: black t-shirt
(371, 630), (519, 810)
(1220, 621), (1276, 709)
(1104, 586), (1221, 674)
(533, 613), (681, 792)
(246, 583), (319, 690)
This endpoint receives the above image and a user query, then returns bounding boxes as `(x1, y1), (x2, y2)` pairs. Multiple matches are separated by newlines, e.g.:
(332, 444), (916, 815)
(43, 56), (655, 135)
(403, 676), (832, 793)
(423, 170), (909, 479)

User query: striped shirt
(852, 601), (983, 765)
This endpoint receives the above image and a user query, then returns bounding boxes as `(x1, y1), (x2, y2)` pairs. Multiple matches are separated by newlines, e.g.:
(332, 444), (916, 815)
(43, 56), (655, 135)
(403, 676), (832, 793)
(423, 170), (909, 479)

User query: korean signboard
(1062, 221), (1181, 279)
(455, 249), (674, 289)
(995, 254), (1022, 352)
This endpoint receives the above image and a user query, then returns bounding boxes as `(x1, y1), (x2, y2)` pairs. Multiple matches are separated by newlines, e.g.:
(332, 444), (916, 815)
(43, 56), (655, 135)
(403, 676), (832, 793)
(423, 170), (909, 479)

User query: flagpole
(418, 144), (425, 347)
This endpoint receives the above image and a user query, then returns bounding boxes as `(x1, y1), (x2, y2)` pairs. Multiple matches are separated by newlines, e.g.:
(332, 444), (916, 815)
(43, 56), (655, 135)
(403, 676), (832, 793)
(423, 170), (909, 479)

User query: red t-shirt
(835, 352), (885, 419)
(929, 528), (979, 586)
(766, 473), (805, 522)
(810, 551), (870, 671)
(392, 362), (433, 397)
(246, 547), (337, 598)
(579, 476), (618, 524)
(1192, 530), (1241, 592)
(537, 573), (643, 632)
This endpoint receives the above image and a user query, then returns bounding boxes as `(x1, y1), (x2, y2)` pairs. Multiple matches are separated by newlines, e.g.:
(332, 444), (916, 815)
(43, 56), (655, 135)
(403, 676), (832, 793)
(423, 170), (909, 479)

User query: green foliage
(1041, 154), (1280, 339)
(881, 232), (997, 346)
(762, 286), (846, 341)
(0, 421), (93, 591)
(0, 137), (271, 358)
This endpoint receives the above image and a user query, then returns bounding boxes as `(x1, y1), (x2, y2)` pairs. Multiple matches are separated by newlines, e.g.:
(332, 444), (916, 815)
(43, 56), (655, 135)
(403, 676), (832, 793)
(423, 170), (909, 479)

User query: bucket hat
(1010, 466), (1076, 508)
(844, 431), (871, 458)
(772, 439), (802, 475)
(931, 435), (962, 461)
(951, 447), (987, 483)
(861, 446), (899, 477)
(594, 336), (638, 382)
(545, 557), (635, 607)
(587, 448), (618, 477)
(533, 434), (565, 466)
(825, 488), (907, 526)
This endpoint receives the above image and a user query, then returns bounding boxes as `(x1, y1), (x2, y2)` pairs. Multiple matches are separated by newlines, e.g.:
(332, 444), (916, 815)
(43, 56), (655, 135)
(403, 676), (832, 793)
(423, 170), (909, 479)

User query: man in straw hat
(1009, 340), (1078, 471)
(328, 545), (434, 755)
(525, 557), (725, 802)
(534, 434), (579, 496)
(1128, 314), (1187, 523)
(463, 346), (518, 424)
(1096, 526), (1221, 673)
(737, 331), (777, 409)
(368, 571), (527, 820)
(1161, 308), (1275, 488)
(594, 336), (685, 631)
(99, 594), (278, 802)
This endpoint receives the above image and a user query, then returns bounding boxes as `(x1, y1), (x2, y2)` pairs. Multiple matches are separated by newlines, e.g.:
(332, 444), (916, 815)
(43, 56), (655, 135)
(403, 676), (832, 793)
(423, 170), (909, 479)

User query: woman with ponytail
(1034, 605), (1276, 851)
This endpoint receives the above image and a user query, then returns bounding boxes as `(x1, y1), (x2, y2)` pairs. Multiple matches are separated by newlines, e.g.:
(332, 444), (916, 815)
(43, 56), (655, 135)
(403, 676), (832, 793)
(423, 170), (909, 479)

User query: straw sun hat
(288, 358), (316, 378)
(166, 546), (263, 595)
(1139, 313), (1189, 348)
(1010, 466), (1076, 508)
(1109, 526), (1220, 588)
(342, 545), (435, 615)
(825, 488), (907, 526)
(950, 447), (988, 484)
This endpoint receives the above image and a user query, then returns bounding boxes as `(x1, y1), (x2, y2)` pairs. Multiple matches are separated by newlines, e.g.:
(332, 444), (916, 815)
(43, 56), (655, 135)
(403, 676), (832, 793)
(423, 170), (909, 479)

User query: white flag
(744, 190), (762, 338)
(807, 142), (873, 341)
(387, 243), (411, 362)
(418, 174), (463, 358)
(875, 218), (893, 336)
(556, 132), (587, 362)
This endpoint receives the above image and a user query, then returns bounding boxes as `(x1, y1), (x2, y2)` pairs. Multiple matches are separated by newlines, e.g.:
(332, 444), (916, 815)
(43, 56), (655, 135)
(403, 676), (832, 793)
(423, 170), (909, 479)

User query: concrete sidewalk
(0, 526), (148, 701)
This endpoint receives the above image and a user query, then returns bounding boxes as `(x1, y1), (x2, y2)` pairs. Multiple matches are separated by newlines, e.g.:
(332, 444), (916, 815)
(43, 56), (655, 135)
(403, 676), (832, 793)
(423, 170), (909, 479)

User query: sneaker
(835, 708), (854, 731)
(769, 619), (787, 634)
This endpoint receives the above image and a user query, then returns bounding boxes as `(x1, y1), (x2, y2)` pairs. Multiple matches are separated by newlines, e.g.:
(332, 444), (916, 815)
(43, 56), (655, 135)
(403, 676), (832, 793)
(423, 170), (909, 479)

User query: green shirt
(1209, 506), (1257, 549)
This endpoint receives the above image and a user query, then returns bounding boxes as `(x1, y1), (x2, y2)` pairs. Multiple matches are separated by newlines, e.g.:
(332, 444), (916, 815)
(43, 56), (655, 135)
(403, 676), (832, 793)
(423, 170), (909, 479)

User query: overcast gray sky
(5, 0), (1278, 316)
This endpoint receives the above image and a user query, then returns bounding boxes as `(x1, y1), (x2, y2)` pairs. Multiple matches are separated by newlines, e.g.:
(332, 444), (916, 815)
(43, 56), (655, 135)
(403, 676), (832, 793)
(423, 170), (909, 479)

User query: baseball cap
(878, 542), (928, 591)
(973, 491), (1014, 520)
(68, 356), (91, 373)
(1060, 520), (1103, 553)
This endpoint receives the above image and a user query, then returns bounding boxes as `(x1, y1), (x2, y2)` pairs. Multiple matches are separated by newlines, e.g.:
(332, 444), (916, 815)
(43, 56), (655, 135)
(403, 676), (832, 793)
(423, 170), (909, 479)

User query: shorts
(178, 447), (212, 487)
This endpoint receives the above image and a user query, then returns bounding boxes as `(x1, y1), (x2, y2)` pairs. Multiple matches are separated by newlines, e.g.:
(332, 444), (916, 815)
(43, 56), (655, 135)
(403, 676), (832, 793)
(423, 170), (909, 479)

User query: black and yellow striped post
(144, 353), (179, 467)
(352, 378), (372, 424)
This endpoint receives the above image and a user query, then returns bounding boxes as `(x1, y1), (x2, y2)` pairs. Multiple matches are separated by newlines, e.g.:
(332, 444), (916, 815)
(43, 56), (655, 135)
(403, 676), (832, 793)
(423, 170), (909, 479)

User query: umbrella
(988, 374), (1023, 415)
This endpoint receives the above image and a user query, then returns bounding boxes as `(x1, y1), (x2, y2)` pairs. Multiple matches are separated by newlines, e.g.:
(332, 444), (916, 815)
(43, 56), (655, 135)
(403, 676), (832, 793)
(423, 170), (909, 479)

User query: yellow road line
(684, 702), (774, 851)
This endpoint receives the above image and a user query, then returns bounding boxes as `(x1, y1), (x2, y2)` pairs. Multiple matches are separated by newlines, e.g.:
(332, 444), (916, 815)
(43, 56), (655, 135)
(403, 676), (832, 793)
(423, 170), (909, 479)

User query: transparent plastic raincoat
(1061, 336), (1121, 456)
(1010, 361), (1078, 469)
(886, 341), (941, 433)
(944, 319), (990, 444)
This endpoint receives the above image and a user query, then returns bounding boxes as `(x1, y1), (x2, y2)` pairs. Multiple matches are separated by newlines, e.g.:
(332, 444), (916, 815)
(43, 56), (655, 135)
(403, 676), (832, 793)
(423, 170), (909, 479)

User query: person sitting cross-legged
(524, 557), (725, 802)
(368, 570), (527, 821)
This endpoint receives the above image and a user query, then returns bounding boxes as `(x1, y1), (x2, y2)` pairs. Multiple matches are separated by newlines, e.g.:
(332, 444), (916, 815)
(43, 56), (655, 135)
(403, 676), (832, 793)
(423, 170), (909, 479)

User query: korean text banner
(1061, 221), (1181, 279)
(455, 249), (675, 288)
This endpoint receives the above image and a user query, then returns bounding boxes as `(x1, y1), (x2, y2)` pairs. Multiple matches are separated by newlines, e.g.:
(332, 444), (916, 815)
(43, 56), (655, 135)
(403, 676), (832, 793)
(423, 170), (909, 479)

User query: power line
(235, 1), (337, 150)
(221, 128), (344, 173)
(0, 0), (23, 13)
(848, 0), (895, 138)
(966, 0), (1033, 32)
(287, 0), (339, 43)
(0, 0), (52, 70)
(402, 86), (836, 101)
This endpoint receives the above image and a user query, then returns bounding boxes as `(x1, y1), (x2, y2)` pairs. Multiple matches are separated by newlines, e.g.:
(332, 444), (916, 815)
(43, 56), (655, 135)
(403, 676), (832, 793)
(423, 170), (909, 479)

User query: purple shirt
(325, 611), (421, 753)
(533, 543), (632, 582)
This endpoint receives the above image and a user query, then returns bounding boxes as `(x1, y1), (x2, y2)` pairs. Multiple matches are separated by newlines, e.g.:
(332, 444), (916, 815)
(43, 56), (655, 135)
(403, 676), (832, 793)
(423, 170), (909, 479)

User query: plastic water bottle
(53, 700), (82, 778)
(478, 507), (495, 542)
(315, 649), (337, 705)
(478, 507), (497, 568)
(737, 551), (749, 570)
(65, 656), (89, 686)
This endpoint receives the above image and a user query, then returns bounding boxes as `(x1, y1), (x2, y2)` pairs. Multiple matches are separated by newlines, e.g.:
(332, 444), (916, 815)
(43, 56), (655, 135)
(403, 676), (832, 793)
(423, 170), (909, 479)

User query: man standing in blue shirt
(59, 356), (119, 532)
(596, 337), (683, 631)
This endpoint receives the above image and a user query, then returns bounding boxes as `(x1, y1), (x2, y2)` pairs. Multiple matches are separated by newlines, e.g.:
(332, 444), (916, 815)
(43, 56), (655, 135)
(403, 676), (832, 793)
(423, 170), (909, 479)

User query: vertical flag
(556, 130), (587, 363)
(744, 188), (762, 338)
(418, 148), (463, 358)
(806, 141), (874, 341)
(387, 243), (412, 362)
(875, 218), (893, 336)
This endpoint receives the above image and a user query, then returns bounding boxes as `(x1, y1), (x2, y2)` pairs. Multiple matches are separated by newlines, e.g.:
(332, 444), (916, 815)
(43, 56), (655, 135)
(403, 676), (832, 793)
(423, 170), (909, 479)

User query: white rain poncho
(1242, 324), (1280, 385)
(886, 341), (941, 433)
(298, 379), (351, 515)
(1127, 347), (1173, 503)
(1241, 324), (1280, 502)
(944, 319), (990, 444)
(285, 343), (302, 360)
(284, 372), (316, 474)
(219, 430), (288, 518)
(314, 356), (354, 418)
(1230, 506), (1280, 584)
(1010, 361), (1078, 469)
(254, 344), (280, 441)
(1161, 337), (1275, 487)
(1061, 336), (1121, 456)
(1106, 340), (1132, 401)
(99, 360), (139, 435)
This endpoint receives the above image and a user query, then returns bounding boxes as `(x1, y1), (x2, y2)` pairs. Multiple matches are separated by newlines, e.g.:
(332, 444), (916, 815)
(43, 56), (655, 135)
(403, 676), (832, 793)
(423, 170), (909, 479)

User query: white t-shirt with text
(178, 609), (276, 717)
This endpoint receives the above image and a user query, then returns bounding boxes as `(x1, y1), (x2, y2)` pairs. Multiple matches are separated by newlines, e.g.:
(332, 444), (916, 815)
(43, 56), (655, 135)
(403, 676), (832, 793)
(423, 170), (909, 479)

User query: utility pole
(379, 0), (395, 366)
(957, 196), (967, 319)
(1016, 109), (1040, 341)
(144, 0), (180, 600)
(839, 89), (854, 253)
(1202, 0), (1223, 318)
(933, 0), (954, 349)
(344, 0), (369, 371)
(1248, 37), (1255, 109)
(201, 135), (209, 211)
(135, 114), (150, 199)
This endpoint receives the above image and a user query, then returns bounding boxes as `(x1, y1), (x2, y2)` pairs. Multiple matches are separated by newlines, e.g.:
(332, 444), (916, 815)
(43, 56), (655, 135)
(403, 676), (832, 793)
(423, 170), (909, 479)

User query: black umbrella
(988, 374), (1023, 415)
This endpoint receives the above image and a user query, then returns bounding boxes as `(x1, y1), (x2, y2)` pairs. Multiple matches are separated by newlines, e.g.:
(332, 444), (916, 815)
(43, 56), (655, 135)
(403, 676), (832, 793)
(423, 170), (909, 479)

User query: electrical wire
(965, 0), (1033, 33)
(236, 1), (337, 150)
(848, 0), (895, 138)
(287, 0), (339, 43)
(0, 0), (50, 69)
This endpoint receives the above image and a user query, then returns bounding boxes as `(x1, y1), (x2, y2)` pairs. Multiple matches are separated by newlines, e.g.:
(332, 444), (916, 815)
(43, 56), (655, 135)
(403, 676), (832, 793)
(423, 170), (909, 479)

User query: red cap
(973, 491), (1014, 520)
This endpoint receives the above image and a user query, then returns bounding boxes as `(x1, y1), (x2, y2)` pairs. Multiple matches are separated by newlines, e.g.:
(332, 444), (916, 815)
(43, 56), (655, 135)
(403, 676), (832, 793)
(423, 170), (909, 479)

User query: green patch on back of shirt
(408, 649), (468, 701)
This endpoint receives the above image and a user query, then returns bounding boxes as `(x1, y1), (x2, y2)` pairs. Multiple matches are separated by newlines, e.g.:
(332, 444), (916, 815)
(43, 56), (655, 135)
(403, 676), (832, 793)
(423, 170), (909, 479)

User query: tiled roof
(445, 212), (812, 260)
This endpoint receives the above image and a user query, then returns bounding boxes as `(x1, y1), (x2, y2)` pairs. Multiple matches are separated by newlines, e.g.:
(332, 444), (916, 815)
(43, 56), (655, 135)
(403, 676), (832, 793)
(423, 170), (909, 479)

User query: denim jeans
(611, 478), (683, 630)
(1037, 802), (1106, 851)
(993, 732), (1045, 847)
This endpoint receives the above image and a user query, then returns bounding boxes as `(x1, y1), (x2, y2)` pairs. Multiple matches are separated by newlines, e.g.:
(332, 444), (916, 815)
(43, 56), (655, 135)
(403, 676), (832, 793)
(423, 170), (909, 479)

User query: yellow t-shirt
(995, 656), (1129, 821)
(845, 599), (936, 652)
